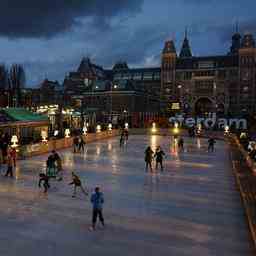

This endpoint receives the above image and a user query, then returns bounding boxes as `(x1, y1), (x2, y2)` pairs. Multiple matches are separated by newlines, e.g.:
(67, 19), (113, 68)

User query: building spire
(179, 28), (192, 58)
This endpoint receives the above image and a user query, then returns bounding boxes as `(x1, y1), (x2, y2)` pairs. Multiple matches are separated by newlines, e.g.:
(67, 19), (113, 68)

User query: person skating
(52, 150), (63, 181)
(10, 147), (17, 167)
(5, 152), (14, 177)
(145, 146), (154, 172)
(154, 146), (165, 171)
(90, 187), (105, 231)
(73, 136), (79, 153)
(78, 135), (85, 153)
(69, 172), (88, 198)
(208, 137), (216, 152)
(38, 173), (50, 193)
(46, 154), (57, 177)
(124, 129), (129, 142)
(178, 137), (184, 152)
(120, 131), (125, 148)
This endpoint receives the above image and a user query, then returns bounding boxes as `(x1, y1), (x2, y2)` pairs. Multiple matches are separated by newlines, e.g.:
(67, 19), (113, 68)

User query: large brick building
(63, 29), (256, 117)
(161, 31), (256, 117)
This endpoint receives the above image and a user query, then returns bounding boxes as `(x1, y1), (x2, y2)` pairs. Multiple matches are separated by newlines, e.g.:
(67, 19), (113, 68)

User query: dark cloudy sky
(0, 0), (255, 86)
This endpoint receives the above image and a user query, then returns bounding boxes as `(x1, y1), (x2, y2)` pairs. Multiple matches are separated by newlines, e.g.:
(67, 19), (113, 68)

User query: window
(195, 80), (214, 94)
(153, 72), (161, 80)
(132, 73), (142, 80)
(143, 72), (153, 80)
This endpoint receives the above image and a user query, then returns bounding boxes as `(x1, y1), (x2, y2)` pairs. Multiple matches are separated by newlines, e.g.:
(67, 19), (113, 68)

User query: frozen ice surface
(0, 135), (254, 255)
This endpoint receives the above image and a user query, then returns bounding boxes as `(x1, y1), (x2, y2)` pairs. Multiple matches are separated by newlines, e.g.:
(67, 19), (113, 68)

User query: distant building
(63, 29), (256, 117)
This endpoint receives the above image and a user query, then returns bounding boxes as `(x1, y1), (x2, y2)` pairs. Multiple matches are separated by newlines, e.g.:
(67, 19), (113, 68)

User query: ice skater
(38, 173), (50, 193)
(4, 152), (14, 177)
(154, 146), (165, 171)
(208, 137), (216, 152)
(178, 137), (184, 152)
(90, 187), (105, 231)
(73, 136), (79, 153)
(69, 172), (88, 198)
(120, 131), (125, 148)
(145, 146), (154, 172)
(78, 135), (85, 153)
(52, 150), (63, 181)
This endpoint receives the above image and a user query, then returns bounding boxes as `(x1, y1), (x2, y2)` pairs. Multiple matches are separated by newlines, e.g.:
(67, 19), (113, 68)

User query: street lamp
(224, 125), (229, 135)
(65, 128), (70, 138)
(11, 135), (18, 148)
(108, 123), (112, 131)
(173, 122), (179, 135)
(96, 124), (101, 133)
(41, 130), (48, 142)
(152, 122), (157, 133)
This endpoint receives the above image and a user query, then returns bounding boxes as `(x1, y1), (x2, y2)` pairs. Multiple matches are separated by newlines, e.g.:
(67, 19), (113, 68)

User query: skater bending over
(38, 173), (50, 193)
(69, 172), (88, 197)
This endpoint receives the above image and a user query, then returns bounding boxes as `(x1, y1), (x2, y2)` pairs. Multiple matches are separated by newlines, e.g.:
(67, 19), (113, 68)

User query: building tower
(229, 23), (241, 55)
(160, 40), (177, 110)
(238, 33), (256, 113)
(179, 29), (192, 58)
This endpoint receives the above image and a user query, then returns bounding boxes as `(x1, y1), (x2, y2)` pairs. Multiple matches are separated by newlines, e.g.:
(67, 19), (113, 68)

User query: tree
(0, 64), (8, 90)
(9, 64), (26, 107)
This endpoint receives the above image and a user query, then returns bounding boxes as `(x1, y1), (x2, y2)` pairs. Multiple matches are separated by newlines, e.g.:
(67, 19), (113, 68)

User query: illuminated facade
(63, 30), (256, 116)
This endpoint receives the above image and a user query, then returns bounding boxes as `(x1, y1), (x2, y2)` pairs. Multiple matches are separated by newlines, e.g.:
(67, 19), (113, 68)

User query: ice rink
(0, 135), (254, 255)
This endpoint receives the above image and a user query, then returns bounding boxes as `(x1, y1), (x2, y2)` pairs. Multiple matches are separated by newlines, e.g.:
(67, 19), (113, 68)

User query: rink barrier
(129, 128), (225, 140)
(18, 130), (119, 159)
(229, 135), (256, 249)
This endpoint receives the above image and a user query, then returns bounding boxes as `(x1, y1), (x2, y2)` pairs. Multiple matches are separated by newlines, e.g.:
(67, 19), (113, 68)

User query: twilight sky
(0, 0), (255, 87)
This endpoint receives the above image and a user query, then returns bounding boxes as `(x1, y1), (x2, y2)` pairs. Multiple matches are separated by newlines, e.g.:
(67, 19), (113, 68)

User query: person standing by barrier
(10, 147), (17, 167)
(5, 152), (14, 177)
(90, 187), (105, 231)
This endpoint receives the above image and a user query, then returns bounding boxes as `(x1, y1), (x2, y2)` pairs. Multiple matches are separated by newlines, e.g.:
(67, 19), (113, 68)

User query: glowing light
(41, 130), (48, 142)
(108, 123), (112, 131)
(151, 135), (157, 150)
(125, 123), (129, 129)
(96, 125), (101, 133)
(11, 135), (18, 148)
(197, 124), (202, 135)
(152, 122), (157, 133)
(83, 126), (87, 135)
(173, 123), (179, 134)
(224, 125), (229, 134)
(54, 130), (59, 136)
(65, 129), (70, 138)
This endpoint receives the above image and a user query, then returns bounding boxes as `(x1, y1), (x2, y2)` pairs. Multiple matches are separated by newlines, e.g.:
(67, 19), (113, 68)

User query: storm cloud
(0, 0), (143, 38)
(0, 0), (255, 86)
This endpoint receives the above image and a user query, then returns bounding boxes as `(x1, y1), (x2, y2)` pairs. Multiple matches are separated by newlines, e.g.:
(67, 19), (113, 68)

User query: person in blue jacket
(90, 187), (105, 230)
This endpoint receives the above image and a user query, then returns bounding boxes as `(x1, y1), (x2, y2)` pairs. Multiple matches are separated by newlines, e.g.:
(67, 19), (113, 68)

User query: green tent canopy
(1, 108), (48, 122)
